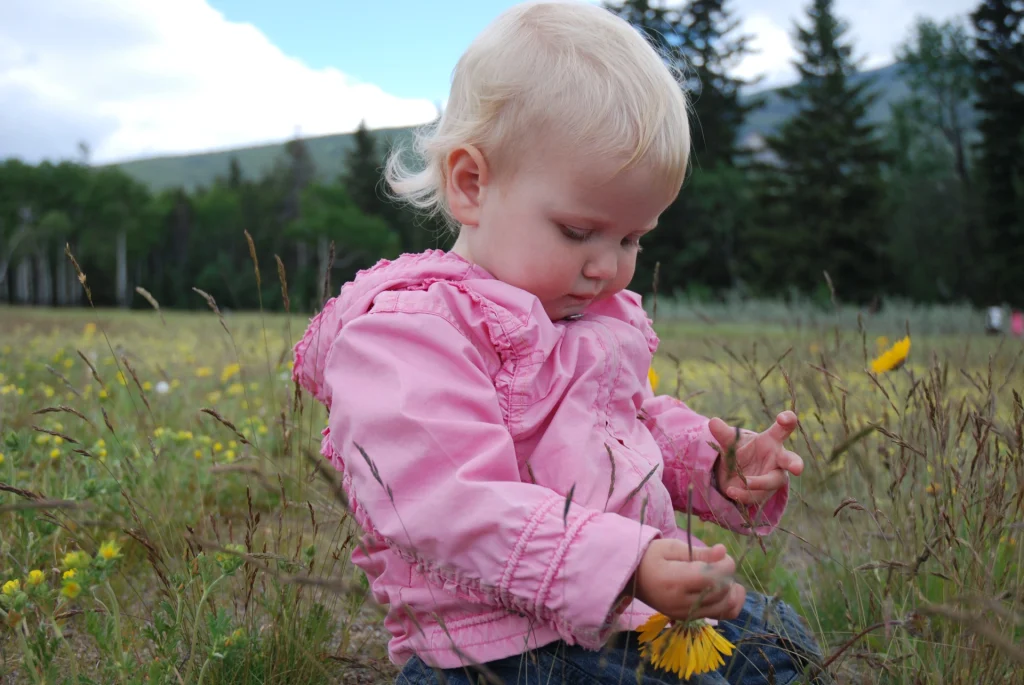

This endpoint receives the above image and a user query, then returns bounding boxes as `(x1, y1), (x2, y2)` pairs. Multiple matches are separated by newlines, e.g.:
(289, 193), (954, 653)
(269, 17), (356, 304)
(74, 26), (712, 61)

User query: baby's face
(453, 144), (678, 321)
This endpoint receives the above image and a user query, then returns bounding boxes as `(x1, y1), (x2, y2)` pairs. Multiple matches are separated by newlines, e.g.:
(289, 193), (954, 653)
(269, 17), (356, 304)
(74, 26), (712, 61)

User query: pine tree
(680, 0), (761, 168)
(970, 0), (1024, 303)
(749, 0), (889, 303)
(603, 0), (758, 293)
(342, 121), (384, 217)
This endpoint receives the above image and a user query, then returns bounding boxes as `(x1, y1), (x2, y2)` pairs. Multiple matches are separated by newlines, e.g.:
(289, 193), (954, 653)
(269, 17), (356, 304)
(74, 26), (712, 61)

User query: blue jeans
(396, 593), (833, 684)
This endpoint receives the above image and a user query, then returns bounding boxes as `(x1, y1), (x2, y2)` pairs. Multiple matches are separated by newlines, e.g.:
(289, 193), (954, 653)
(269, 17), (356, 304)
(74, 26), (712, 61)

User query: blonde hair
(383, 0), (691, 228)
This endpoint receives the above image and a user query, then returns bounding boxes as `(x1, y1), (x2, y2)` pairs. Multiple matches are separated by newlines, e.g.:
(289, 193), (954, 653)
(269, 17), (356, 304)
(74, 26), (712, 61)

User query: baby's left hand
(708, 411), (805, 506)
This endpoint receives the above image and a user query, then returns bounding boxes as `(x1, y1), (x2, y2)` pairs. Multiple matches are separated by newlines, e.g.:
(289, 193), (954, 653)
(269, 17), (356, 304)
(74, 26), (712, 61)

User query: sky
(0, 0), (979, 166)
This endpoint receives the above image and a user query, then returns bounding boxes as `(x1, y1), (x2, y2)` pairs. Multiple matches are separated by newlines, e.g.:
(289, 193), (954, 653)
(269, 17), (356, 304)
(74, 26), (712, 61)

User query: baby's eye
(561, 225), (591, 242)
(622, 235), (643, 251)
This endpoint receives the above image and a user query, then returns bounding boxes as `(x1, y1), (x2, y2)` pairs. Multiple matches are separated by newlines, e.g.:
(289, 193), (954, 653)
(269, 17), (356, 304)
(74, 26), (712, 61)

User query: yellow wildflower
(62, 550), (91, 570)
(2, 579), (20, 596)
(61, 581), (82, 599)
(98, 540), (122, 561)
(63, 569), (77, 580)
(54, 436), (63, 446)
(227, 382), (244, 396)
(225, 449), (236, 462)
(195, 366), (213, 378)
(26, 570), (45, 586)
(637, 613), (735, 679)
(648, 366), (660, 393)
(194, 449), (203, 459)
(870, 336), (911, 374)
(63, 358), (74, 369)
(99, 388), (109, 399)
(213, 442), (223, 453)
(50, 448), (60, 459)
(83, 322), (97, 337)
(221, 363), (241, 383)
(142, 381), (153, 391)
(0, 453), (5, 465)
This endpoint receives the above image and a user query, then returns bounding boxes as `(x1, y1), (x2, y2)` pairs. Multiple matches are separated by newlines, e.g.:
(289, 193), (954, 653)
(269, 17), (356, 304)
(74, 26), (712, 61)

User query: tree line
(1, 0), (1021, 313)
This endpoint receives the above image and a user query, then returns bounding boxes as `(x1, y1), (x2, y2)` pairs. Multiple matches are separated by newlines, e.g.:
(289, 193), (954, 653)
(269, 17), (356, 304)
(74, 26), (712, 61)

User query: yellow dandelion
(35, 434), (51, 445)
(61, 581), (82, 599)
(53, 436), (63, 446)
(870, 336), (911, 374)
(2, 579), (21, 596)
(50, 448), (60, 459)
(142, 381), (153, 391)
(63, 358), (74, 369)
(207, 391), (222, 404)
(63, 569), (77, 580)
(257, 425), (268, 436)
(225, 449), (236, 462)
(221, 363), (241, 383)
(98, 540), (121, 561)
(194, 449), (203, 459)
(43, 386), (55, 398)
(99, 388), (109, 399)
(637, 613), (735, 679)
(213, 442), (223, 453)
(26, 570), (45, 586)
(195, 367), (213, 379)
(0, 453), (5, 465)
(83, 322), (97, 337)
(648, 366), (660, 393)
(227, 382), (244, 396)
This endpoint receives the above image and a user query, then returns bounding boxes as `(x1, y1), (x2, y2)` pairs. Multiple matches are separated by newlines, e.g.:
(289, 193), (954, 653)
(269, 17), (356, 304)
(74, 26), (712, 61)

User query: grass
(1, 287), (1022, 684)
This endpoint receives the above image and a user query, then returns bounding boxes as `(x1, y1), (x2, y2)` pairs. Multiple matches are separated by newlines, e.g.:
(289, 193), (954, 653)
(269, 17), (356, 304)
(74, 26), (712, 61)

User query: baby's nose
(583, 251), (617, 281)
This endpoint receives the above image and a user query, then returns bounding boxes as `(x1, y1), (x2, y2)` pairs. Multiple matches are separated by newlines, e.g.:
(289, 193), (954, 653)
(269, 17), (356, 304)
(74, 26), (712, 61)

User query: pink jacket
(293, 250), (787, 668)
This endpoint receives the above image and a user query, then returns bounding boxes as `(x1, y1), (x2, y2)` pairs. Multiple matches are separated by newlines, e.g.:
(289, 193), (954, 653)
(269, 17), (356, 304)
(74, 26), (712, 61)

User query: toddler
(293, 1), (829, 682)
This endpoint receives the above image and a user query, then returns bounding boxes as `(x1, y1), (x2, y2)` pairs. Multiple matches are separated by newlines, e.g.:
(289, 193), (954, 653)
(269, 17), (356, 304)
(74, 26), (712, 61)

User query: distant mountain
(110, 62), (926, 193)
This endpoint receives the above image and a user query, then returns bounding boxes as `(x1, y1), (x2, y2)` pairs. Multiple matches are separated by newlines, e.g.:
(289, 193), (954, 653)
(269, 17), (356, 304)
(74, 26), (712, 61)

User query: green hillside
(110, 62), (926, 193)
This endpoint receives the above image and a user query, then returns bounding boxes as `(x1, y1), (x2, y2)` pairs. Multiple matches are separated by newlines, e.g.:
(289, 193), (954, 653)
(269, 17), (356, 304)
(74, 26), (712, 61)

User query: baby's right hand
(627, 540), (745, 622)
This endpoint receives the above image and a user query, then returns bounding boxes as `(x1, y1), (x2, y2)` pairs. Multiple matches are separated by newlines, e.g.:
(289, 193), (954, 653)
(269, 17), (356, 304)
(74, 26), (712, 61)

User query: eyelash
(561, 226), (644, 252)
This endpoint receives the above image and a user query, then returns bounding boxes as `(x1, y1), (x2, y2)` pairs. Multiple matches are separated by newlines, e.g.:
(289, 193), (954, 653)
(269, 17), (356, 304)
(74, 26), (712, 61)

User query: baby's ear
(445, 144), (489, 226)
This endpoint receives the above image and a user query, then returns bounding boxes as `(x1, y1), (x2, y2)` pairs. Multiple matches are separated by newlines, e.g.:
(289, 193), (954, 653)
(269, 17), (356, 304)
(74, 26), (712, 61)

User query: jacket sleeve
(323, 309), (662, 649)
(641, 394), (786, 536)
(292, 296), (343, 408)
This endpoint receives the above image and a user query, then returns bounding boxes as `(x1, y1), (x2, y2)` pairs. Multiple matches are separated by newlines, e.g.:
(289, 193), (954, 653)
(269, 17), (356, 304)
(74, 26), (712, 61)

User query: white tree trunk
(55, 243), (68, 306)
(317, 236), (330, 298)
(14, 257), (32, 303)
(116, 230), (128, 308)
(35, 250), (53, 306)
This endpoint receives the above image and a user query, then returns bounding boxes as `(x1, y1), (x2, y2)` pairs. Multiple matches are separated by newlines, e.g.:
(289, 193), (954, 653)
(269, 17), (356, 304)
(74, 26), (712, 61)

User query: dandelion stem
(687, 483), (694, 562)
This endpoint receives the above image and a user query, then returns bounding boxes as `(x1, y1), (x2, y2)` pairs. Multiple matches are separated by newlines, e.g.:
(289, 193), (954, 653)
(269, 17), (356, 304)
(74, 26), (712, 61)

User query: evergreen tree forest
(1, 0), (1022, 313)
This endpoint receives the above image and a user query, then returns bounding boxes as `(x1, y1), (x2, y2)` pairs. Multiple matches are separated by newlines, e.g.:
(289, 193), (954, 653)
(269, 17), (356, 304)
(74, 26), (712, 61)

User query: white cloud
(2, 0), (980, 164)
(731, 0), (978, 89)
(0, 0), (440, 164)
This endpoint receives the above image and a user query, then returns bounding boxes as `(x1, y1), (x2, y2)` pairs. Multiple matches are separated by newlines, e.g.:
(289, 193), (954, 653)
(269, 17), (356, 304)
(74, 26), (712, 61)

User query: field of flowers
(1, 301), (1022, 684)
